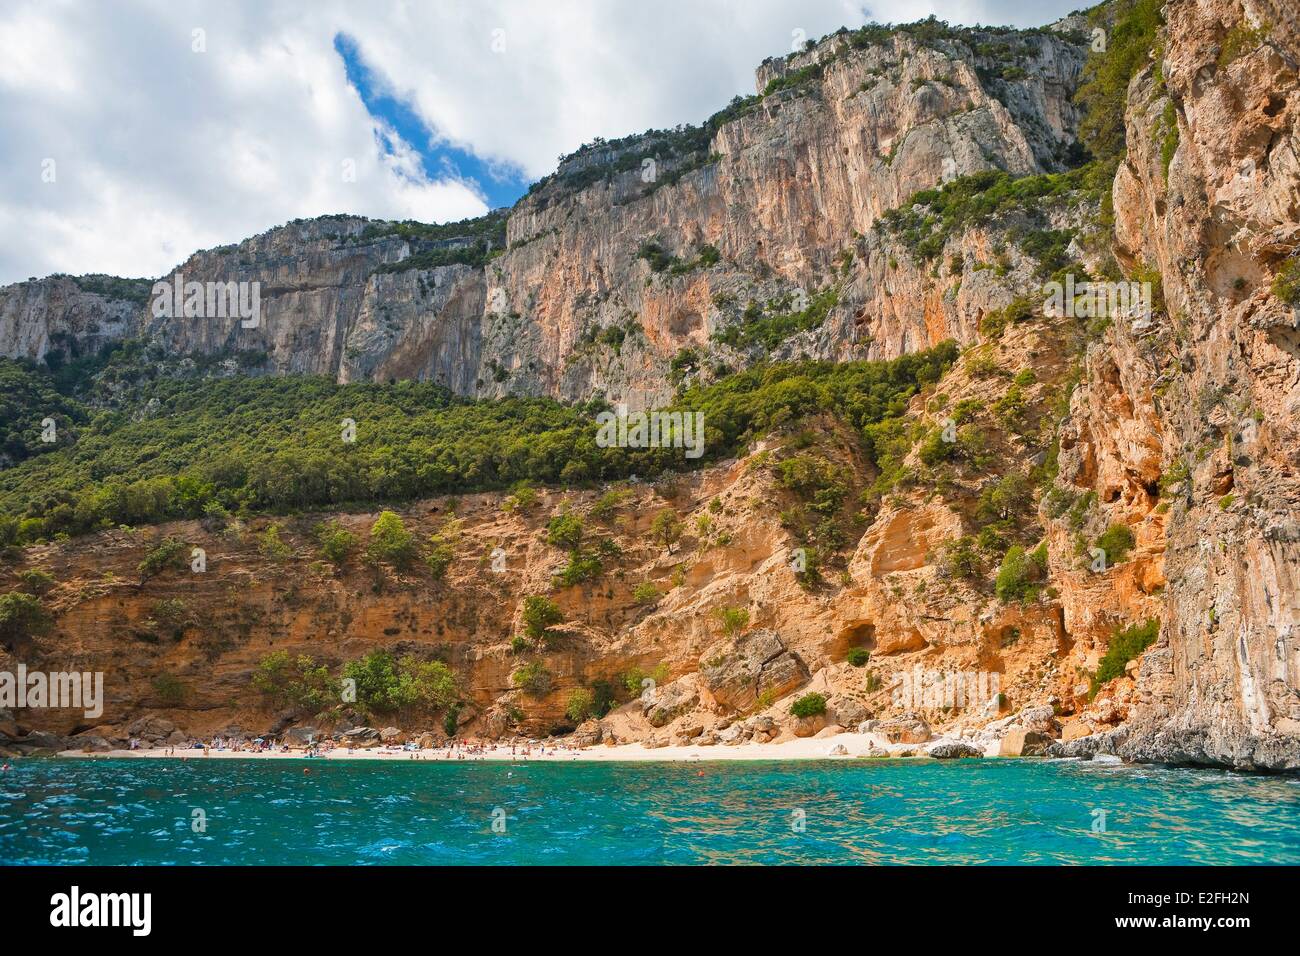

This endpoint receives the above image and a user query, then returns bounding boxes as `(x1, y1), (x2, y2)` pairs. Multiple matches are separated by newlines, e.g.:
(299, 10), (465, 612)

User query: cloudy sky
(0, 0), (1084, 286)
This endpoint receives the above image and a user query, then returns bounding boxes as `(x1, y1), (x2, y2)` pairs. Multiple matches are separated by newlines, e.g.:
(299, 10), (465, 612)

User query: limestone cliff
(0, 275), (140, 366)
(2, 5), (1299, 770)
(0, 19), (1089, 408)
(1064, 0), (1300, 769)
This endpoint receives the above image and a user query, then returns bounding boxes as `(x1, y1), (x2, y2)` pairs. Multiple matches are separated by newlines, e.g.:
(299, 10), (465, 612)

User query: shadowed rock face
(339, 264), (486, 391)
(3, 6), (1299, 769)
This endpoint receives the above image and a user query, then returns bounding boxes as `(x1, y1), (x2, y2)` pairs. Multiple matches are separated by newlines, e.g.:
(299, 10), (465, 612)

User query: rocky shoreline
(12, 700), (1293, 771)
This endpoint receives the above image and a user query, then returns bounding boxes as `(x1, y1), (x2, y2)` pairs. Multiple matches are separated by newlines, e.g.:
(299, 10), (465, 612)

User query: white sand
(62, 732), (949, 762)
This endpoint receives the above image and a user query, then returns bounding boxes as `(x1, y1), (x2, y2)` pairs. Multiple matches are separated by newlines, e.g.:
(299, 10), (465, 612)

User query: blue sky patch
(334, 32), (530, 214)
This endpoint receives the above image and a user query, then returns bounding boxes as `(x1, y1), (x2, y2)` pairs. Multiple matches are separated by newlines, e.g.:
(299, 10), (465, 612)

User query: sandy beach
(60, 732), (975, 763)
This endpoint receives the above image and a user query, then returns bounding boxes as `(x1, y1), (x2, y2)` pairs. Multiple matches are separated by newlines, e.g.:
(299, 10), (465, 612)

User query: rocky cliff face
(0, 20), (1089, 409)
(1075, 0), (1300, 769)
(3, 4), (1299, 769)
(484, 21), (1087, 407)
(0, 401), (1107, 749)
(0, 276), (139, 365)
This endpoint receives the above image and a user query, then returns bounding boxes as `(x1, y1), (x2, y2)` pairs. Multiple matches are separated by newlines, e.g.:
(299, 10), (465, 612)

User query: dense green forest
(0, 341), (956, 545)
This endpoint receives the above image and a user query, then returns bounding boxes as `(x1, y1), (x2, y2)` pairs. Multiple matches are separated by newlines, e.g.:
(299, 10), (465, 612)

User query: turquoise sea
(1, 757), (1297, 865)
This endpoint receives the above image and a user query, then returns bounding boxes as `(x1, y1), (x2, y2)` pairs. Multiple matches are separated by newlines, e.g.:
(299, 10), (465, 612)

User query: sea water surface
(1, 756), (1297, 865)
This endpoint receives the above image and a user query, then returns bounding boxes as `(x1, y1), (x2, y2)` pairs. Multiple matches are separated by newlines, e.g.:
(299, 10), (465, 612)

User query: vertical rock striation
(1083, 0), (1300, 769)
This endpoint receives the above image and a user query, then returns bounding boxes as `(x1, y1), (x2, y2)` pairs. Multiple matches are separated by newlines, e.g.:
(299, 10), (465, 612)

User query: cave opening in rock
(834, 621), (877, 660)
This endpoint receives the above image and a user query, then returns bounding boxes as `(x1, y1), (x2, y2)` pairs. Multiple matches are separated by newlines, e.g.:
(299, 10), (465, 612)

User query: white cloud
(0, 0), (1083, 285)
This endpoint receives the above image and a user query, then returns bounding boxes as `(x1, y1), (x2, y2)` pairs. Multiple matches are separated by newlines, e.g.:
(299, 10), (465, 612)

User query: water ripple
(0, 757), (1296, 864)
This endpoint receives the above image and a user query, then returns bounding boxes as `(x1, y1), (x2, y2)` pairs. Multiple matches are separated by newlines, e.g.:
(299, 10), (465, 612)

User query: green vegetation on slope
(713, 287), (841, 352)
(61, 274), (156, 304)
(883, 168), (1099, 251)
(359, 210), (508, 248)
(837, 15), (1070, 55)
(355, 210), (509, 272)
(878, 166), (1109, 278)
(253, 648), (458, 722)
(1075, 0), (1166, 170)
(0, 590), (52, 647)
(1272, 256), (1300, 307)
(0, 359), (88, 467)
(0, 341), (957, 544)
(373, 241), (499, 272)
(1090, 618), (1159, 697)
(790, 692), (827, 718)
